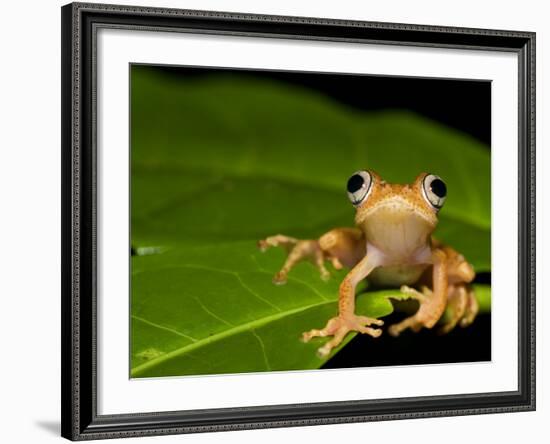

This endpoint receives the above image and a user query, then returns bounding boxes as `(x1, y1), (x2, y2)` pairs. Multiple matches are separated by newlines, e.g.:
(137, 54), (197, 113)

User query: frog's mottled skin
(258, 171), (477, 357)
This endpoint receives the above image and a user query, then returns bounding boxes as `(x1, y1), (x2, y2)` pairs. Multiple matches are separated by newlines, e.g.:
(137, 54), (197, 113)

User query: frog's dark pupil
(430, 178), (447, 198)
(347, 174), (364, 193)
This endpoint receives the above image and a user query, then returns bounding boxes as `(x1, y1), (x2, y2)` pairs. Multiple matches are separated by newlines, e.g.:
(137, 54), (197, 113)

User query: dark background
(157, 66), (491, 146)
(154, 65), (492, 369)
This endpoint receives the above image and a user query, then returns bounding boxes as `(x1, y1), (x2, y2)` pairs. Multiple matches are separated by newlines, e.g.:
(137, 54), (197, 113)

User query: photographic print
(129, 65), (491, 378)
(62, 4), (535, 438)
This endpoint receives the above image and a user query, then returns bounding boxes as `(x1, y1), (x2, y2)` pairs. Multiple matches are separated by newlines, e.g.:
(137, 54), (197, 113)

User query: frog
(258, 170), (478, 357)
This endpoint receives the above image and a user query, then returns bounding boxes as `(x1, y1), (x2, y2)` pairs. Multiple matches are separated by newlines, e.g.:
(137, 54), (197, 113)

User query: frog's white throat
(360, 204), (436, 263)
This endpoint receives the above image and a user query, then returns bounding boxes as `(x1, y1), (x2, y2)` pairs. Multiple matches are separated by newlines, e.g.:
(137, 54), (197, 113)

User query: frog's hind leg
(438, 283), (479, 333)
(438, 284), (468, 334)
(258, 228), (365, 285)
(460, 287), (479, 328)
(439, 245), (478, 332)
(257, 234), (299, 253)
(258, 235), (323, 285)
(278, 240), (327, 285)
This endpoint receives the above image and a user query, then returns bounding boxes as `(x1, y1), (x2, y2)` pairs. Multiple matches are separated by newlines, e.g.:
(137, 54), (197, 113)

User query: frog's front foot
(302, 314), (384, 358)
(257, 235), (330, 285)
(388, 284), (479, 337)
(388, 285), (440, 337)
(388, 316), (426, 337)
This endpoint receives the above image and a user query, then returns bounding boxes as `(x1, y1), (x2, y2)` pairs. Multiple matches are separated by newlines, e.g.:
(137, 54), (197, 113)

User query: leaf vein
(131, 299), (332, 377)
(251, 329), (271, 371)
(250, 254), (330, 302)
(161, 263), (284, 312)
(132, 315), (198, 342)
(192, 296), (234, 327)
(234, 272), (282, 312)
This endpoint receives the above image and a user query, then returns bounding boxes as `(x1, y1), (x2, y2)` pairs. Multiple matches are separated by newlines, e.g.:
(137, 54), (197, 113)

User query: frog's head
(346, 170), (446, 255)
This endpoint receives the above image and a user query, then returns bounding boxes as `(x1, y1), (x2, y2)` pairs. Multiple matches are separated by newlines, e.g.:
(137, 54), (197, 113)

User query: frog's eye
(422, 174), (447, 210)
(346, 170), (373, 206)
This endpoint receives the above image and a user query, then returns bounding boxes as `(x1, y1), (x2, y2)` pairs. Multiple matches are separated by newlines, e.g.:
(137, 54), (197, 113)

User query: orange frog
(258, 170), (478, 357)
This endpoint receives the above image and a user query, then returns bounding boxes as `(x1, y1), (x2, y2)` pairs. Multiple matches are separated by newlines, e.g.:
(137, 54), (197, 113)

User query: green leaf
(130, 66), (491, 377)
(131, 242), (490, 377)
(131, 66), (490, 270)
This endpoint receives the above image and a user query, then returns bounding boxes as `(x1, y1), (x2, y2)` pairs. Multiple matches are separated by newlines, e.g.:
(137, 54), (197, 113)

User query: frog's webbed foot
(302, 314), (384, 358)
(388, 285), (439, 337)
(257, 235), (330, 285)
(438, 285), (478, 334)
(388, 284), (479, 336)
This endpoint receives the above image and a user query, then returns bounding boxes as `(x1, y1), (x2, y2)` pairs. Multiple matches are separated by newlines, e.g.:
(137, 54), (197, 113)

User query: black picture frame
(61, 2), (536, 440)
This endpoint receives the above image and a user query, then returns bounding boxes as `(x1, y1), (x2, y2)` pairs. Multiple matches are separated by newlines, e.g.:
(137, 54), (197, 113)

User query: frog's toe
(357, 325), (383, 338)
(388, 323), (402, 337)
(388, 317), (422, 337)
(316, 329), (350, 358)
(356, 315), (384, 327)
(272, 272), (287, 285)
(460, 288), (479, 327)
(459, 315), (475, 328)
(301, 328), (325, 342)
(302, 317), (339, 342)
(437, 285), (479, 334)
